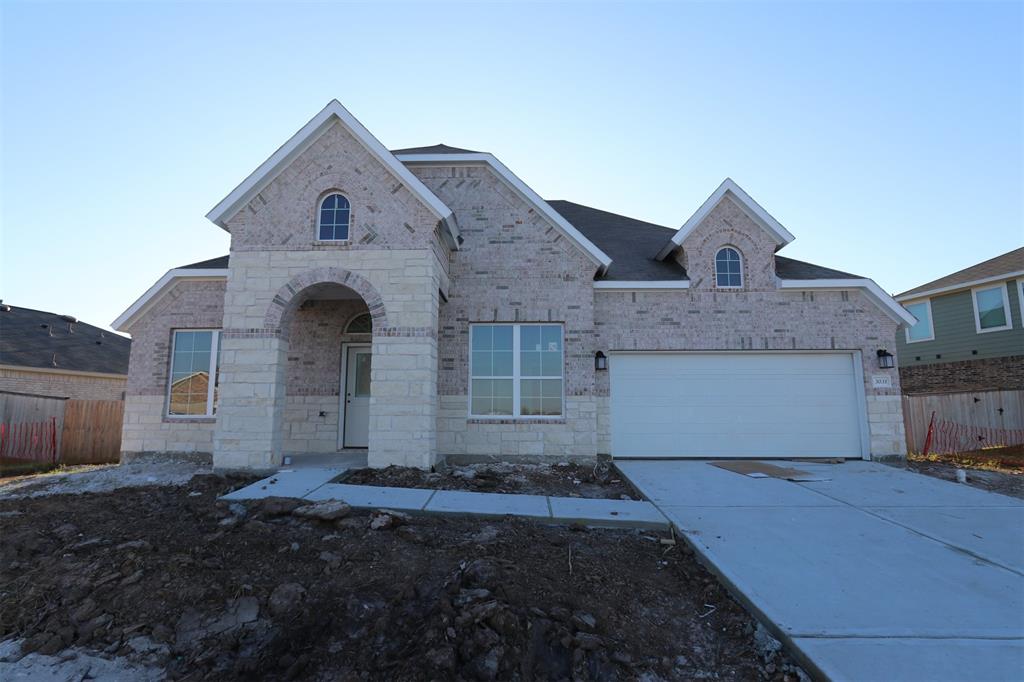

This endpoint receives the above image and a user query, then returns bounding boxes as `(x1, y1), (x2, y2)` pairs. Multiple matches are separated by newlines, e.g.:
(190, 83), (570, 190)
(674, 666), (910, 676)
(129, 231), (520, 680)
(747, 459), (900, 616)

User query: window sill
(467, 417), (566, 425)
(163, 416), (217, 424)
(976, 325), (1012, 334)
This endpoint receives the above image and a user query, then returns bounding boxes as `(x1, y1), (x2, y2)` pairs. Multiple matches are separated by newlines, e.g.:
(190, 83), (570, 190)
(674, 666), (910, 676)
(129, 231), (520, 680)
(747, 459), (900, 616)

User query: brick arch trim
(265, 267), (387, 332)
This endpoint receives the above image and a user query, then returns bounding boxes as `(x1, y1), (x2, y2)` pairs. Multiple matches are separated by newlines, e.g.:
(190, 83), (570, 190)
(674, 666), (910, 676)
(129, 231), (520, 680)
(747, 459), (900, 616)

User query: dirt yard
(903, 444), (1024, 499)
(0, 474), (807, 681)
(342, 461), (641, 500)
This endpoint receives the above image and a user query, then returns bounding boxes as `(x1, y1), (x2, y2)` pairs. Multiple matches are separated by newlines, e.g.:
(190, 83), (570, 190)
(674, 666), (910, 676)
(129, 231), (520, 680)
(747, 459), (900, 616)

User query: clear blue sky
(2, 1), (1022, 333)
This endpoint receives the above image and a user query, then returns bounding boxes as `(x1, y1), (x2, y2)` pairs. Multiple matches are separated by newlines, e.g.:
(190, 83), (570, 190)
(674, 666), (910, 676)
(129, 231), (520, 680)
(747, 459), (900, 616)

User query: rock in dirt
(256, 497), (306, 516)
(269, 583), (307, 617)
(368, 509), (410, 530)
(292, 500), (351, 522)
(572, 612), (598, 632)
(574, 632), (603, 650)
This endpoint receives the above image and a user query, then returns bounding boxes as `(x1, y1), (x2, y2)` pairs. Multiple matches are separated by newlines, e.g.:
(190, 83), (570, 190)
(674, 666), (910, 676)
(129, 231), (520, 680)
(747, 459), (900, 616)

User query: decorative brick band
(375, 327), (436, 338)
(265, 267), (389, 332)
(467, 418), (568, 425)
(222, 328), (283, 339)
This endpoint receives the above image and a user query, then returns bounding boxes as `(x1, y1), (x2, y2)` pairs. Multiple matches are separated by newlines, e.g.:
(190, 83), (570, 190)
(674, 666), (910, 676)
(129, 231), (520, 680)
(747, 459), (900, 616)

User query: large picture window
(167, 330), (221, 416)
(470, 324), (564, 418)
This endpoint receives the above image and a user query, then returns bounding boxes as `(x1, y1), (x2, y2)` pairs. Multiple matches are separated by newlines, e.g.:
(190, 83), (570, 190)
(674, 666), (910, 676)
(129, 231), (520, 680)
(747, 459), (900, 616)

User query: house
(895, 247), (1024, 394)
(112, 100), (915, 472)
(0, 303), (130, 400)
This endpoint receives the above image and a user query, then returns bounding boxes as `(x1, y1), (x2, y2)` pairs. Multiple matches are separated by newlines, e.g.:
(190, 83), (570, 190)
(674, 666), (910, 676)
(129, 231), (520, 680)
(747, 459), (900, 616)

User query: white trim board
(895, 270), (1024, 302)
(112, 268), (229, 332)
(205, 100), (460, 249)
(593, 280), (690, 290)
(777, 278), (918, 326)
(395, 152), (613, 275)
(655, 178), (796, 261)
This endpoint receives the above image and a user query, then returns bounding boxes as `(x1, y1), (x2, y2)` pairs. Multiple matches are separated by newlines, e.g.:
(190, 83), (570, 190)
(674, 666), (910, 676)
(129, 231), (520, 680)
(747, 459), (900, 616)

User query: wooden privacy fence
(903, 389), (1024, 454)
(60, 400), (124, 465)
(0, 391), (123, 467)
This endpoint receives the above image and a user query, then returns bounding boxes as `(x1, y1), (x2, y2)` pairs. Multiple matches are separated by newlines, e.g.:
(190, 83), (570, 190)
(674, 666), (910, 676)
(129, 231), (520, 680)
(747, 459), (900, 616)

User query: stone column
(367, 333), (439, 468)
(212, 331), (288, 472)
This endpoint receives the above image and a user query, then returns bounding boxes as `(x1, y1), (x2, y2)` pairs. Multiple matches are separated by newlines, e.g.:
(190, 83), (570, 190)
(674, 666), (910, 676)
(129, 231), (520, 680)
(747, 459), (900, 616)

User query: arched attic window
(715, 247), (743, 288)
(318, 193), (350, 241)
(345, 312), (372, 334)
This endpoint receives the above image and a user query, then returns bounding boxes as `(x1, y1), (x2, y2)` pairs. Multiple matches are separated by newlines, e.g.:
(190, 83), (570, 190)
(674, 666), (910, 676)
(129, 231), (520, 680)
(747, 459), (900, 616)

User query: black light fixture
(595, 351), (608, 371)
(876, 349), (895, 369)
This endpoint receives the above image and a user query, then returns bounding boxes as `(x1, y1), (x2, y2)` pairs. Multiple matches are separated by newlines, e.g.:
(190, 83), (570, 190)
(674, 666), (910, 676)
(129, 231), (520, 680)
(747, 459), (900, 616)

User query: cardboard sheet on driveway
(709, 460), (831, 482)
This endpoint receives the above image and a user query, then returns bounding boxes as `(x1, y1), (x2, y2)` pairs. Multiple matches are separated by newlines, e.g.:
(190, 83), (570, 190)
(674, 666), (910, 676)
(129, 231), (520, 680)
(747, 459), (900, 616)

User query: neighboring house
(113, 100), (915, 472)
(0, 303), (130, 400)
(895, 247), (1024, 394)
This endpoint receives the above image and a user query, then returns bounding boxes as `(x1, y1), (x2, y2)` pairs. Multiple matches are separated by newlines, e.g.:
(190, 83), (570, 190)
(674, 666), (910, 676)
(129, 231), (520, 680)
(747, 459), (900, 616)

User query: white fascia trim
(656, 178), (796, 261)
(593, 280), (690, 290)
(894, 270), (1024, 302)
(395, 152), (613, 275)
(0, 364), (127, 380)
(112, 268), (229, 332)
(205, 100), (460, 248)
(778, 278), (918, 326)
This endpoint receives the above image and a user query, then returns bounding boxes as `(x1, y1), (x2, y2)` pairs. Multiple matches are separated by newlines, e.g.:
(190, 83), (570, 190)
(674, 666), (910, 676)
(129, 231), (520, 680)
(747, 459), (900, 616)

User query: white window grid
(469, 323), (565, 419)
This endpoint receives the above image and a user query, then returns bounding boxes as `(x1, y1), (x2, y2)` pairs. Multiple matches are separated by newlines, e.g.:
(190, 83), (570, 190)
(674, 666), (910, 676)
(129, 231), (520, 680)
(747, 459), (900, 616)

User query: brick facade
(118, 108), (909, 469)
(0, 367), (125, 401)
(899, 355), (1024, 394)
(410, 164), (599, 460)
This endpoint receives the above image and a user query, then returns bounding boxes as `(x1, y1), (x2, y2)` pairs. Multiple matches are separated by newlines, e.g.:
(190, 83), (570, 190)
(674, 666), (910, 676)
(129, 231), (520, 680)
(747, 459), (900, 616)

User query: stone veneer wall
(121, 279), (226, 457)
(410, 163), (600, 460)
(0, 368), (125, 401)
(282, 299), (370, 453)
(213, 120), (449, 471)
(899, 355), (1024, 394)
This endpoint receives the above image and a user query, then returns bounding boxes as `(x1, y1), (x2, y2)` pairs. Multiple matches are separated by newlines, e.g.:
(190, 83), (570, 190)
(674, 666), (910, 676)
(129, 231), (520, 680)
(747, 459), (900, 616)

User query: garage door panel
(610, 353), (864, 459)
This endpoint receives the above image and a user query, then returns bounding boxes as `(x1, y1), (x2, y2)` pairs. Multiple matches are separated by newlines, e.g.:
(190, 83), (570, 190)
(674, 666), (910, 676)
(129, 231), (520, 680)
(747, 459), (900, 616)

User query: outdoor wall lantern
(595, 351), (608, 371)
(876, 349), (895, 369)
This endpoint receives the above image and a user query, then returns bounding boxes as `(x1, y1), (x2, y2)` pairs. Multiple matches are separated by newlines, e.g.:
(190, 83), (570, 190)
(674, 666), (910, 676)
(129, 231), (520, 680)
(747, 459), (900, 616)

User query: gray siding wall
(897, 279), (1023, 367)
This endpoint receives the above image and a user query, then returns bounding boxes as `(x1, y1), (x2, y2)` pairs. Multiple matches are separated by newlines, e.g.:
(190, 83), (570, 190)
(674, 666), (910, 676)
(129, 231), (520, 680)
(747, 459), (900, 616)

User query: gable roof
(546, 201), (686, 281)
(0, 305), (131, 376)
(655, 178), (796, 260)
(205, 100), (460, 247)
(112, 264), (229, 332)
(390, 143), (481, 155)
(774, 255), (861, 280)
(394, 151), (613, 275)
(895, 246), (1024, 301)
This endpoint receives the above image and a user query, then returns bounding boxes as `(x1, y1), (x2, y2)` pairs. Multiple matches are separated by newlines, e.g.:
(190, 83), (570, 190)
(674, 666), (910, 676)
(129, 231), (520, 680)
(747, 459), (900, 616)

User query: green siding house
(895, 247), (1024, 394)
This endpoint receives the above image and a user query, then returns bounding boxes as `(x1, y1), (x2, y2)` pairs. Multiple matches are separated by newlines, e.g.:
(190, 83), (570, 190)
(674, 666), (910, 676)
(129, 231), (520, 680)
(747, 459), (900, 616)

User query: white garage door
(610, 352), (865, 459)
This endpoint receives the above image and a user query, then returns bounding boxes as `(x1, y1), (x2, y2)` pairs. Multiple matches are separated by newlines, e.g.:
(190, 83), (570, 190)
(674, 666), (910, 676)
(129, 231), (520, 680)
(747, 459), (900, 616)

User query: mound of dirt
(0, 474), (806, 681)
(342, 461), (641, 500)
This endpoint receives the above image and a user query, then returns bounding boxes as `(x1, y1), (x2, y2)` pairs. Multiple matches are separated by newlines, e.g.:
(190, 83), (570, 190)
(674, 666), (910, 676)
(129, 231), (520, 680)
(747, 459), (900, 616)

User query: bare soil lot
(905, 459), (1024, 499)
(341, 461), (641, 500)
(1, 474), (804, 681)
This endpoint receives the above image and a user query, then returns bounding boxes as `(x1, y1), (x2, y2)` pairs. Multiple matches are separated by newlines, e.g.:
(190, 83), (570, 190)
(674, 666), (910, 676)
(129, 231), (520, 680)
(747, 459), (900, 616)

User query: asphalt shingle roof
(390, 144), (480, 155)
(896, 247), (1024, 299)
(546, 200), (686, 281)
(177, 203), (864, 284)
(0, 305), (131, 375)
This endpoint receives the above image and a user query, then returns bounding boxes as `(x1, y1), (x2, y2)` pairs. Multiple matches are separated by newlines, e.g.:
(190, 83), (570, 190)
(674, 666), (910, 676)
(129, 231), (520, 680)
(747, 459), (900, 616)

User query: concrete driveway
(616, 460), (1024, 682)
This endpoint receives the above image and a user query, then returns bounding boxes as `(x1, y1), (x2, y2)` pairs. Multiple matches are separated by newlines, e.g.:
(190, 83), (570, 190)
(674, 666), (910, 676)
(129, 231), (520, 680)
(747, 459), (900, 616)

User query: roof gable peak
(656, 178), (795, 261)
(205, 100), (459, 247)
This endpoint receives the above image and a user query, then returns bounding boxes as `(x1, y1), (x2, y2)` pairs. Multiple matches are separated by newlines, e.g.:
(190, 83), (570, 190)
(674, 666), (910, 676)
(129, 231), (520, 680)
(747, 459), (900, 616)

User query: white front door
(342, 345), (371, 448)
(609, 352), (867, 459)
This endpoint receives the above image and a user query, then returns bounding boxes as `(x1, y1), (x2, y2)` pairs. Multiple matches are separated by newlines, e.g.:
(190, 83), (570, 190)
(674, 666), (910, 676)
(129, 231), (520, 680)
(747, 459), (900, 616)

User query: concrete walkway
(222, 467), (669, 529)
(616, 459), (1024, 682)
